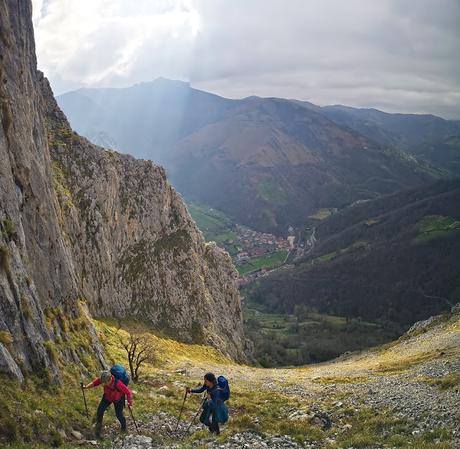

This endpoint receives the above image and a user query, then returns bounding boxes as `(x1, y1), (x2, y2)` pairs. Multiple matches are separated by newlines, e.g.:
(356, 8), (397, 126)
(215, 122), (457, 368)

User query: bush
(2, 218), (16, 240)
(0, 330), (13, 345)
(49, 429), (63, 447)
(0, 244), (10, 272)
(21, 296), (32, 319)
(44, 341), (58, 362)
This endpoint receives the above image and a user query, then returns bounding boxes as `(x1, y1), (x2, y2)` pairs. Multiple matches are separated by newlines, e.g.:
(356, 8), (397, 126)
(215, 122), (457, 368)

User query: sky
(32, 0), (460, 119)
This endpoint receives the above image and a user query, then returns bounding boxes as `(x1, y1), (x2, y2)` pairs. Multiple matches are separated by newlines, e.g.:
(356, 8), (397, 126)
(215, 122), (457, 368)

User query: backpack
(110, 364), (130, 387)
(217, 375), (230, 401)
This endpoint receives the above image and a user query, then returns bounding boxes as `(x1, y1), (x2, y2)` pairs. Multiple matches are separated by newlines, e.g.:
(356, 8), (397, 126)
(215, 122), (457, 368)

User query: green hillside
(187, 202), (239, 255)
(237, 250), (288, 275)
(246, 180), (460, 365)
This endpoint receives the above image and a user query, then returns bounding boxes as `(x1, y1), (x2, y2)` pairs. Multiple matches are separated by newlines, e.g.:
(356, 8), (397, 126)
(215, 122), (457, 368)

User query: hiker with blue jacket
(187, 372), (229, 435)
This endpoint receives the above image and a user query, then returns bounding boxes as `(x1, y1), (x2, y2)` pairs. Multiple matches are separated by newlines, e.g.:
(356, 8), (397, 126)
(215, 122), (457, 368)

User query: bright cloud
(32, 0), (460, 118)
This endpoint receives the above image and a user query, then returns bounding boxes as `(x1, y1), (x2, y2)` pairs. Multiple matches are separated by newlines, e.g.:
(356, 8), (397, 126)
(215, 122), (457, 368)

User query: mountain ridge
(57, 79), (449, 234)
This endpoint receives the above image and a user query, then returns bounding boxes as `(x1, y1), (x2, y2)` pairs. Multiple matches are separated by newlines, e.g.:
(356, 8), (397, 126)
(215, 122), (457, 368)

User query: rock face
(0, 0), (245, 381)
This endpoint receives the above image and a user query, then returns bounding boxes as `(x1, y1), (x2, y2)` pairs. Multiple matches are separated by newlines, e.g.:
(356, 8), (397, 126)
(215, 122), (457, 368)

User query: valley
(187, 202), (292, 276)
(186, 182), (460, 368)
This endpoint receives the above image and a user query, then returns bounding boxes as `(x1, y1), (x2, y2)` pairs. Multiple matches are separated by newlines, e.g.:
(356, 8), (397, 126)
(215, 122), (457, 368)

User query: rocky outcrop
(45, 90), (245, 357)
(0, 0), (245, 381)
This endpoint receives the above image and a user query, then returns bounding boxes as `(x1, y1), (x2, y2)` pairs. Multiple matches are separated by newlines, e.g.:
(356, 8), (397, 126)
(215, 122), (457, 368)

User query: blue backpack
(217, 375), (230, 401)
(110, 364), (130, 386)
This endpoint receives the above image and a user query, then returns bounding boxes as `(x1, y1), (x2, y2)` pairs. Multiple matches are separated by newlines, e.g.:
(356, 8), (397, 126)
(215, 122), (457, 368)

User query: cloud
(32, 0), (460, 118)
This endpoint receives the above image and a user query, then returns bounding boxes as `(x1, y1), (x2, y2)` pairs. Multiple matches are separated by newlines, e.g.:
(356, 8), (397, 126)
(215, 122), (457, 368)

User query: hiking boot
(95, 422), (102, 439)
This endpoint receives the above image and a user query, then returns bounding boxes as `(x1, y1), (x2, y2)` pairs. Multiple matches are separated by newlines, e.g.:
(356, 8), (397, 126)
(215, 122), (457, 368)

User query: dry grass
(311, 375), (370, 384)
(374, 351), (438, 373)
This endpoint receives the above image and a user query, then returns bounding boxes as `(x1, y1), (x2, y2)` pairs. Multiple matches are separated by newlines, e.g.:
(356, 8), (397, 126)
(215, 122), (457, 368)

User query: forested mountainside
(249, 180), (460, 325)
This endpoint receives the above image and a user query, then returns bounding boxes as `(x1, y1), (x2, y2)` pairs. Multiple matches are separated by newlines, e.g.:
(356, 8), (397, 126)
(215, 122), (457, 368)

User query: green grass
(0, 317), (234, 447)
(422, 372), (460, 390)
(0, 244), (10, 272)
(0, 330), (13, 345)
(312, 241), (369, 265)
(187, 202), (239, 255)
(245, 305), (294, 337)
(334, 407), (452, 449)
(308, 208), (338, 220)
(256, 179), (289, 205)
(1, 314), (457, 448)
(415, 215), (460, 243)
(2, 218), (16, 240)
(237, 250), (288, 275)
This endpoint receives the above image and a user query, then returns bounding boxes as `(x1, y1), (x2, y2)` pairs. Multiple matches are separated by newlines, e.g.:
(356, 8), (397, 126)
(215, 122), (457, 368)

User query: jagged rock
(0, 344), (24, 382)
(451, 303), (460, 314)
(311, 411), (332, 430)
(407, 315), (440, 334)
(0, 0), (246, 380)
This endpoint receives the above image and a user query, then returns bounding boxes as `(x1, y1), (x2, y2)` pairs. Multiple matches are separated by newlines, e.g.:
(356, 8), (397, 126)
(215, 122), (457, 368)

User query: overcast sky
(32, 0), (460, 118)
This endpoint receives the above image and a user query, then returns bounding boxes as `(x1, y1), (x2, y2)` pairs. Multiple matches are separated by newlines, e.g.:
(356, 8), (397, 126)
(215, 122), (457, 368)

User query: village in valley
(187, 202), (319, 283)
(233, 225), (292, 262)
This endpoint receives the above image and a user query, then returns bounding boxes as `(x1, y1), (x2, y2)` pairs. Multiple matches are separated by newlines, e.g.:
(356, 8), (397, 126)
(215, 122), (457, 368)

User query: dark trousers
(200, 401), (220, 434)
(209, 412), (220, 433)
(96, 395), (126, 430)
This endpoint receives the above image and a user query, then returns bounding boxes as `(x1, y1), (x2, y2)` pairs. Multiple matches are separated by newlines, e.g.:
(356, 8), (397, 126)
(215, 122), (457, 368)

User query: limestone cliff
(0, 0), (245, 381)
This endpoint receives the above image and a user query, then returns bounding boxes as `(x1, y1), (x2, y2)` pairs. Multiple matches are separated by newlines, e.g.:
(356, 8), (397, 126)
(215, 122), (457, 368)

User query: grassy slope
(2, 309), (459, 448)
(237, 250), (288, 275)
(187, 202), (238, 244)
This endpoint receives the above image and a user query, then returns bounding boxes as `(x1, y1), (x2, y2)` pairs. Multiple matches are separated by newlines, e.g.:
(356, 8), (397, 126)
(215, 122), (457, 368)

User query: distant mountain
(248, 179), (460, 325)
(57, 78), (237, 162)
(167, 96), (432, 233)
(321, 105), (460, 164)
(409, 135), (460, 177)
(58, 80), (451, 233)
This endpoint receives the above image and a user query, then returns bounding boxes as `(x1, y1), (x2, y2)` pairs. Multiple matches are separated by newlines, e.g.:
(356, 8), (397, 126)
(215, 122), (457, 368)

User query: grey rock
(70, 430), (84, 440)
(0, 0), (246, 382)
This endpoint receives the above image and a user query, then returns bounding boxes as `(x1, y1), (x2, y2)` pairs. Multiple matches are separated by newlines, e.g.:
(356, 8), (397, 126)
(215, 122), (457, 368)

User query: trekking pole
(80, 380), (89, 418)
(128, 406), (139, 434)
(185, 394), (206, 434)
(174, 390), (188, 432)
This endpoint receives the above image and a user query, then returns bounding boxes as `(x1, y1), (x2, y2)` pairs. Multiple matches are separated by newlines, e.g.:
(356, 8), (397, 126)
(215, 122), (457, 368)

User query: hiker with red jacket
(83, 370), (133, 438)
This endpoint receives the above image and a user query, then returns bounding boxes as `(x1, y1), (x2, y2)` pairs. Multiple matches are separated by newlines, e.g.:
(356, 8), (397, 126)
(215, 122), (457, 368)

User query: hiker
(83, 370), (133, 438)
(187, 372), (228, 435)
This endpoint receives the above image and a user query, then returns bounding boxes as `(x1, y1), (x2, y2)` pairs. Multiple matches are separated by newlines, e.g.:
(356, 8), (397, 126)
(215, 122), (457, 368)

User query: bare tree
(117, 332), (156, 382)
